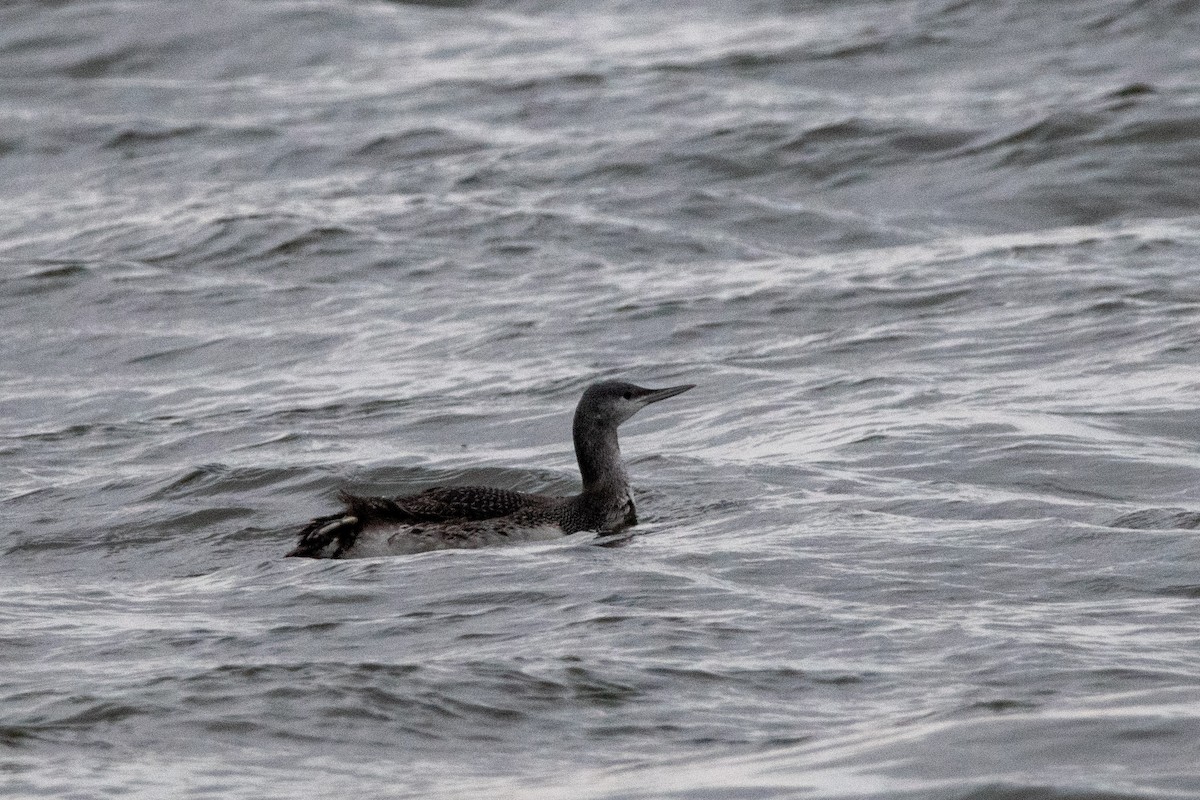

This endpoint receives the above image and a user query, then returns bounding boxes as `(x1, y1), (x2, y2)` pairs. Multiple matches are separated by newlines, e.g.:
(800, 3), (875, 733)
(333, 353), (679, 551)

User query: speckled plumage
(287, 380), (693, 559)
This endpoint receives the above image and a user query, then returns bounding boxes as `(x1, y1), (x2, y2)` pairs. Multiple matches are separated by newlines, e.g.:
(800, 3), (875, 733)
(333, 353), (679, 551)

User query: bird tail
(286, 491), (413, 558)
(335, 490), (411, 522)
(286, 510), (364, 558)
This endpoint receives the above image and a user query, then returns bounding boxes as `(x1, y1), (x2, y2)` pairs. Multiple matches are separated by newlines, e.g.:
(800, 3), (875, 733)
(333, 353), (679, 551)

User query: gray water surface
(3, 1), (1200, 798)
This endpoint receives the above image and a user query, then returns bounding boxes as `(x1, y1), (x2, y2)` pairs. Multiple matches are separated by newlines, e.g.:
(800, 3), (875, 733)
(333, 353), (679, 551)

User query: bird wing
(287, 486), (557, 559)
(345, 486), (554, 523)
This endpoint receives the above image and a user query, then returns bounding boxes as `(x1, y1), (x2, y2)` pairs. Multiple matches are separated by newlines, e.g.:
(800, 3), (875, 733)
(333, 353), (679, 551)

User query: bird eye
(622, 391), (632, 400)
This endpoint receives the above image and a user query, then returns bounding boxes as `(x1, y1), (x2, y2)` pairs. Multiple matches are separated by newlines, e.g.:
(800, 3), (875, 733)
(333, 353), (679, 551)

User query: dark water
(3, 1), (1200, 797)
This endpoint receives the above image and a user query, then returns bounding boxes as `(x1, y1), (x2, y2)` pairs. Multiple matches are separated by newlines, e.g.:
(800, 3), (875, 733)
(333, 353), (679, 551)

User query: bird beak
(639, 384), (695, 405)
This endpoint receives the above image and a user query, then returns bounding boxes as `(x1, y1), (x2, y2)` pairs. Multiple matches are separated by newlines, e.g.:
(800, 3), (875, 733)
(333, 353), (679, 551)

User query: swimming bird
(287, 380), (694, 558)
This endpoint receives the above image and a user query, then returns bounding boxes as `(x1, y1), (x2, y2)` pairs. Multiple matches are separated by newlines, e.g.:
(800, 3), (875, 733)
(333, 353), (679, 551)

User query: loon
(287, 380), (694, 558)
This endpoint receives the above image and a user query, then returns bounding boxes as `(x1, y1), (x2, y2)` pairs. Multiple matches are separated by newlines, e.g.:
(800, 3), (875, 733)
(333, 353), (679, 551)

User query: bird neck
(573, 417), (629, 496)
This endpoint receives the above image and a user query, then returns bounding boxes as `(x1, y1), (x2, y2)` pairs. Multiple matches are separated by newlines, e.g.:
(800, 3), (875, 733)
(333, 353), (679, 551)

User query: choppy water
(3, 1), (1200, 798)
